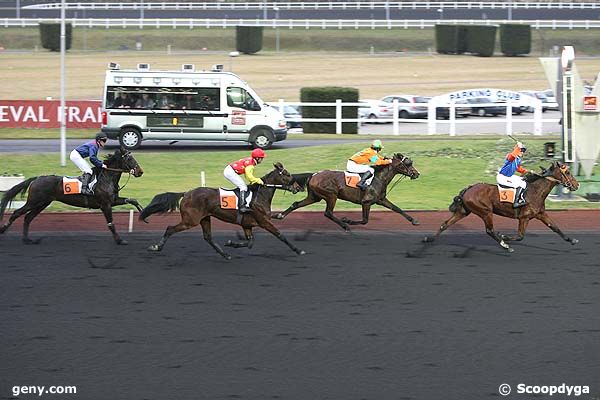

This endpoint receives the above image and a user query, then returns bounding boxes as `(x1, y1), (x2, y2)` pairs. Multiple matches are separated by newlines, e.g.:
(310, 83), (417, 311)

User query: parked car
(497, 100), (523, 115)
(358, 99), (393, 123)
(519, 91), (549, 113)
(380, 94), (429, 119)
(541, 89), (559, 111)
(271, 104), (302, 130)
(466, 98), (504, 117)
(423, 97), (471, 119)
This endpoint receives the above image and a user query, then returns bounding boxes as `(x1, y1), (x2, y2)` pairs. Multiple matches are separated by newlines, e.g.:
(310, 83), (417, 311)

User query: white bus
(100, 63), (287, 150)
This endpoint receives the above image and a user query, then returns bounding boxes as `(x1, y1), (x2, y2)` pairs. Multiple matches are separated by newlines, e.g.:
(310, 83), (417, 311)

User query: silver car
(380, 94), (429, 119)
(358, 99), (393, 123)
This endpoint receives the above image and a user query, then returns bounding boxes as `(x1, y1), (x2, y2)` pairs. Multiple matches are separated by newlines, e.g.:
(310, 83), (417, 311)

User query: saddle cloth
(62, 175), (97, 195)
(219, 188), (253, 210)
(344, 171), (374, 188)
(497, 184), (516, 203)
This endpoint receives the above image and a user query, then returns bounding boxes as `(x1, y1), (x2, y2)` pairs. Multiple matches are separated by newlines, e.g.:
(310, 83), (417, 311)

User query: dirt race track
(1, 211), (600, 399)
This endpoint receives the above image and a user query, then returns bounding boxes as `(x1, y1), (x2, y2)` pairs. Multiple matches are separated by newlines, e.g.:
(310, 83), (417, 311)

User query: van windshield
(105, 86), (220, 111)
(227, 87), (260, 111)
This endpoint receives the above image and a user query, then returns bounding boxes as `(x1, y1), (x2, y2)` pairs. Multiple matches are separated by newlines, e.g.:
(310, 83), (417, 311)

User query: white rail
(22, 2), (600, 11)
(3, 18), (600, 29)
(277, 100), (557, 136)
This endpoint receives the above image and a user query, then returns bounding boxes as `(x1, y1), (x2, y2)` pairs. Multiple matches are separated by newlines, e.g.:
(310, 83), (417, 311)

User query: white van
(100, 63), (287, 150)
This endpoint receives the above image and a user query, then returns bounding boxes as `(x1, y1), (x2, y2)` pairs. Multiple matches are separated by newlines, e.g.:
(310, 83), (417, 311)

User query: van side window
(227, 87), (260, 111)
(105, 86), (220, 111)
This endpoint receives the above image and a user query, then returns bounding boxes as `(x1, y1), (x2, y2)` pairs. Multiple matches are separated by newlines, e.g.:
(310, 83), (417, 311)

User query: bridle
(102, 153), (140, 191)
(541, 165), (575, 190)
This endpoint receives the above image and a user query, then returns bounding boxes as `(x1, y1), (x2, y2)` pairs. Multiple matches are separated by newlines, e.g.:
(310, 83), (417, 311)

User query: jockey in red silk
(497, 142), (529, 207)
(223, 148), (266, 213)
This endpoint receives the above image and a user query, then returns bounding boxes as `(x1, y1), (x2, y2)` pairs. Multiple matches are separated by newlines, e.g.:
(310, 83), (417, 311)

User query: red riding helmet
(251, 148), (266, 159)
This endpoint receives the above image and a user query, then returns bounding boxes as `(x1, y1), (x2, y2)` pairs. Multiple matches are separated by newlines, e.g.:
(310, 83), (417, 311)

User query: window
(227, 87), (260, 111)
(105, 86), (220, 111)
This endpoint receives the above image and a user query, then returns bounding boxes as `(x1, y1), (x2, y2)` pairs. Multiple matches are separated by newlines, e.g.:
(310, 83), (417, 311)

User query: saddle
(344, 171), (374, 188)
(62, 174), (97, 195)
(219, 188), (254, 210)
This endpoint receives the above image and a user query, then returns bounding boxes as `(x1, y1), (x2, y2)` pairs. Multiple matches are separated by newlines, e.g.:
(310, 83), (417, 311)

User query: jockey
(70, 133), (108, 195)
(223, 148), (266, 213)
(347, 139), (392, 190)
(497, 141), (528, 207)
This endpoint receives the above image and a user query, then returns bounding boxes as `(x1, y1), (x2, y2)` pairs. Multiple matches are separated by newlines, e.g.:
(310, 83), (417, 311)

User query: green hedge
(435, 24), (467, 54)
(39, 22), (72, 51)
(500, 24), (531, 56)
(465, 25), (497, 57)
(300, 87), (359, 134)
(236, 26), (263, 54)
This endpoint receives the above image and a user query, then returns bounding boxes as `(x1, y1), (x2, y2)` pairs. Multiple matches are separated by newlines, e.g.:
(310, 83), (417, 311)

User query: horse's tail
(139, 192), (185, 222)
(448, 185), (474, 214)
(0, 177), (36, 220)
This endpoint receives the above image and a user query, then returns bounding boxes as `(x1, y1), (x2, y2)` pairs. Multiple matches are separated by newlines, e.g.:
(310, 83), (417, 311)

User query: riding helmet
(96, 132), (108, 142)
(251, 148), (266, 159)
(371, 139), (383, 150)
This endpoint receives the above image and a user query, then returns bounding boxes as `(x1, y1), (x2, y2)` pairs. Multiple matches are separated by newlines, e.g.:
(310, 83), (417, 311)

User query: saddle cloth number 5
(220, 193), (238, 209)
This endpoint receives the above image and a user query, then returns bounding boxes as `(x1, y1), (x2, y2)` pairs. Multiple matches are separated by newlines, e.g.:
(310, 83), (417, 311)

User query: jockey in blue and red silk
(497, 142), (529, 207)
(70, 133), (108, 194)
(223, 148), (266, 213)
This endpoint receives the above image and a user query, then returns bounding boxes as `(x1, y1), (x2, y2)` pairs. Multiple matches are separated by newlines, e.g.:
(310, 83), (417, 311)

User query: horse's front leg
(225, 227), (255, 249)
(257, 218), (305, 255)
(537, 212), (578, 245)
(113, 197), (144, 213)
(376, 197), (420, 225)
(341, 203), (371, 225)
(501, 218), (530, 242)
(100, 205), (127, 245)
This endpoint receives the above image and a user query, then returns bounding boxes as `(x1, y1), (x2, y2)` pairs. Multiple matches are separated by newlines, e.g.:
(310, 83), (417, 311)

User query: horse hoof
(223, 254), (232, 260)
(117, 240), (128, 246)
(225, 240), (233, 247)
(23, 238), (41, 245)
(274, 213), (284, 220)
(507, 247), (515, 253)
(411, 219), (420, 226)
(570, 238), (579, 245)
(148, 245), (161, 252)
(422, 236), (433, 243)
(298, 250), (306, 255)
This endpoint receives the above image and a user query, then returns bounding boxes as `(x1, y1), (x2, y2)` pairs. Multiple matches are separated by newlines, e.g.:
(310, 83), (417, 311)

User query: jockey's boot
(513, 187), (527, 208)
(81, 173), (93, 195)
(356, 171), (373, 190)
(238, 190), (251, 213)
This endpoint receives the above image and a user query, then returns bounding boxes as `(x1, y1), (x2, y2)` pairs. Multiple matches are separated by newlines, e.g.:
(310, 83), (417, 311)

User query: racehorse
(0, 148), (144, 244)
(139, 162), (305, 260)
(274, 153), (420, 231)
(423, 161), (580, 252)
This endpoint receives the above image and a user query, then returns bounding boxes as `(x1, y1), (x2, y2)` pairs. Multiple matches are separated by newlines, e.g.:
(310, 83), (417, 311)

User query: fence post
(200, 171), (206, 187)
(392, 99), (399, 135)
(505, 99), (513, 136)
(533, 100), (542, 135)
(427, 100), (436, 135)
(336, 99), (342, 134)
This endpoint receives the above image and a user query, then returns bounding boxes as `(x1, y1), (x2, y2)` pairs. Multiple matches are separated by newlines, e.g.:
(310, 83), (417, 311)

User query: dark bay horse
(424, 162), (580, 252)
(0, 149), (144, 244)
(274, 153), (420, 231)
(139, 162), (304, 260)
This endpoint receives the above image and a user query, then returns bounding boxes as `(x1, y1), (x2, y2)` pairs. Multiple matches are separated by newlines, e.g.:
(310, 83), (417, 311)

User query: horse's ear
(273, 162), (284, 171)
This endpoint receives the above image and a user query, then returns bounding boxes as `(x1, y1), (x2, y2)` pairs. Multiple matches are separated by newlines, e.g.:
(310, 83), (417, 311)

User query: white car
(358, 99), (393, 123)
(541, 89), (559, 111)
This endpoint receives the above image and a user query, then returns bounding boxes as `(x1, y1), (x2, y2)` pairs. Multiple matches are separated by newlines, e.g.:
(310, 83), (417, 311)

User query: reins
(101, 167), (133, 192)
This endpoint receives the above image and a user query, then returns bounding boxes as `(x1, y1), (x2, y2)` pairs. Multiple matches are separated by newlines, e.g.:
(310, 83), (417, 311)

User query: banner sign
(0, 100), (103, 128)
(583, 95), (598, 111)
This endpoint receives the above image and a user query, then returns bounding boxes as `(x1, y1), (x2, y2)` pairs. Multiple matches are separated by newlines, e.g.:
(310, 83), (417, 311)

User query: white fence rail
(3, 18), (600, 29)
(22, 2), (600, 11)
(276, 100), (559, 136)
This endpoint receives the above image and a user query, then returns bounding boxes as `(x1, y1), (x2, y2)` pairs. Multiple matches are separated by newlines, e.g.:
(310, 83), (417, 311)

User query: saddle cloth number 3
(499, 188), (515, 203)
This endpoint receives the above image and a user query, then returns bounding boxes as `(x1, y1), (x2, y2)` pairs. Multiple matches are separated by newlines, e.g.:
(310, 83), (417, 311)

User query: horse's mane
(291, 173), (315, 191)
(523, 162), (558, 183)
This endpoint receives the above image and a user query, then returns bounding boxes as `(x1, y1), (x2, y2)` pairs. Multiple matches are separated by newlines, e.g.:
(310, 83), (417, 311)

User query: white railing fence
(275, 99), (559, 135)
(3, 18), (600, 29)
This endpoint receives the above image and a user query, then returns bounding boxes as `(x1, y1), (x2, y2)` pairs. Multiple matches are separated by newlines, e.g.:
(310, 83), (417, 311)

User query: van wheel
(250, 129), (274, 149)
(119, 128), (142, 150)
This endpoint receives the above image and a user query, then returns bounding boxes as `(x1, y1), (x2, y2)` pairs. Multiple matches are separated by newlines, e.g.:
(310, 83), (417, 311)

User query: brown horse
(274, 153), (420, 231)
(139, 162), (304, 260)
(423, 161), (580, 252)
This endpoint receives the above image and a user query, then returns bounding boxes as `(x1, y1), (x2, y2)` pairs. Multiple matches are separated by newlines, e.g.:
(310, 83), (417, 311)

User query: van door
(225, 87), (263, 141)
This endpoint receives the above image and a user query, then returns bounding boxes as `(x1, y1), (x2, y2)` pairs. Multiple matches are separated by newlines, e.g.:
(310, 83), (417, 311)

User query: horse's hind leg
(22, 202), (51, 244)
(0, 202), (34, 234)
(225, 227), (254, 249)
(148, 220), (192, 252)
(274, 193), (320, 220)
(323, 197), (351, 232)
(423, 210), (468, 243)
(482, 213), (513, 252)
(199, 217), (232, 260)
(501, 218), (530, 242)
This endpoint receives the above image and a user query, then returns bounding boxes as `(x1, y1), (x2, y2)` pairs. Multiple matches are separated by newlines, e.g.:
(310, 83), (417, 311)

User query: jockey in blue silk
(70, 133), (108, 195)
(497, 141), (529, 207)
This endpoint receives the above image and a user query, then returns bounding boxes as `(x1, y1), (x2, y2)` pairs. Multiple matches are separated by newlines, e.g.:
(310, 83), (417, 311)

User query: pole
(16, 0), (20, 18)
(128, 209), (134, 233)
(59, 0), (66, 166)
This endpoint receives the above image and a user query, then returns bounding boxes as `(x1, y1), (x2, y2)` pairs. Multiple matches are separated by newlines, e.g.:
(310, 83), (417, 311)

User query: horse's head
(390, 153), (420, 180)
(106, 148), (144, 177)
(544, 162), (579, 191)
(263, 162), (301, 194)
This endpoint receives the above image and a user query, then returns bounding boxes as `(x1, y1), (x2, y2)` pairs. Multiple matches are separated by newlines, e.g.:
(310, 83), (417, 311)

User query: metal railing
(276, 99), (558, 136)
(4, 18), (600, 28)
(22, 2), (600, 11)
